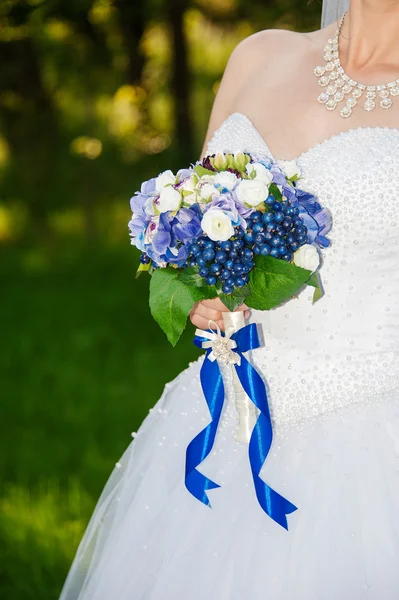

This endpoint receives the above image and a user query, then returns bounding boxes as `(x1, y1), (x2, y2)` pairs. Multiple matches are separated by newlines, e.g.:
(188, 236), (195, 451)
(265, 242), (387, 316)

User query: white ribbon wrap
(222, 311), (258, 443)
(195, 312), (258, 444)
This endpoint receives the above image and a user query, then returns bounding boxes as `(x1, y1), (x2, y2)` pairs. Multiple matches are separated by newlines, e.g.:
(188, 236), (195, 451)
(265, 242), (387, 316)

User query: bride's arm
(189, 35), (261, 329)
(198, 33), (265, 160)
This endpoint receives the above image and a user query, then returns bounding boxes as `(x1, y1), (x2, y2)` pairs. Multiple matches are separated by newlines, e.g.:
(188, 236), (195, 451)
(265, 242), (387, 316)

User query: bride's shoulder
(200, 27), (324, 156)
(230, 27), (320, 64)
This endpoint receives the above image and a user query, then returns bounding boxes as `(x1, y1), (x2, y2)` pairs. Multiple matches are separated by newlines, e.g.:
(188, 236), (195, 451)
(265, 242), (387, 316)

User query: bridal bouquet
(128, 151), (332, 530)
(129, 151), (331, 345)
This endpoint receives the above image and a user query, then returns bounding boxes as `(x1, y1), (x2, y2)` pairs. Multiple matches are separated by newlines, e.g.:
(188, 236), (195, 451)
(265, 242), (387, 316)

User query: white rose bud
(156, 185), (182, 213)
(235, 178), (269, 207)
(293, 244), (320, 273)
(155, 169), (176, 191)
(201, 208), (235, 241)
(233, 151), (247, 171)
(277, 160), (301, 180)
(213, 171), (238, 190)
(245, 162), (273, 186)
(212, 152), (228, 170)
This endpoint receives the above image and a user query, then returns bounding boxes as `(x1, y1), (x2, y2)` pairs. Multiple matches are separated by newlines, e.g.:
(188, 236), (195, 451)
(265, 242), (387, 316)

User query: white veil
(321, 0), (350, 28)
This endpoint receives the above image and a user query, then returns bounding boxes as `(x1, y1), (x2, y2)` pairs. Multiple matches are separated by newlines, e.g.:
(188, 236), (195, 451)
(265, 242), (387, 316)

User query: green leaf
(312, 285), (323, 303)
(246, 255), (311, 310)
(149, 268), (217, 346)
(215, 279), (223, 295)
(135, 261), (151, 279)
(306, 270), (324, 303)
(306, 271), (319, 288)
(177, 268), (219, 300)
(219, 285), (251, 312)
(177, 266), (203, 287)
(193, 165), (215, 178)
(269, 183), (282, 201)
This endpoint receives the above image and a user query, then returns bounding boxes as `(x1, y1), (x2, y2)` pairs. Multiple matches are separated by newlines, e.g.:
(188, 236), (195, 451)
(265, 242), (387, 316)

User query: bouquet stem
(222, 311), (258, 444)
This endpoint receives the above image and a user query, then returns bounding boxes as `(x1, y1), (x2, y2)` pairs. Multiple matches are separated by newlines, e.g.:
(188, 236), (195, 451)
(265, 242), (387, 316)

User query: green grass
(0, 244), (200, 599)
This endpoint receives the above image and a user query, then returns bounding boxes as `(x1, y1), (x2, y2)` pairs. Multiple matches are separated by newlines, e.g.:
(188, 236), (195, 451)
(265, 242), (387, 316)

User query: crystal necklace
(314, 12), (399, 118)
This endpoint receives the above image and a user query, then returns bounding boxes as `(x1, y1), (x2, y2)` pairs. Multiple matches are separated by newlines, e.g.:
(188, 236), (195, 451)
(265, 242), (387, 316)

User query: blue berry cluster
(244, 197), (307, 262)
(185, 231), (252, 295)
(185, 196), (308, 295)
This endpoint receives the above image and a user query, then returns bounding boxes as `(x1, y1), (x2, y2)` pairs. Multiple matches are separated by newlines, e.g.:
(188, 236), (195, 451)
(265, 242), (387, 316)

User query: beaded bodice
(206, 112), (399, 427)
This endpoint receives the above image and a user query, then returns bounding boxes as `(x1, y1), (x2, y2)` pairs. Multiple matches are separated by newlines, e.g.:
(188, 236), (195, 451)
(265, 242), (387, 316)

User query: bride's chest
(297, 127), (399, 256)
(297, 128), (399, 238)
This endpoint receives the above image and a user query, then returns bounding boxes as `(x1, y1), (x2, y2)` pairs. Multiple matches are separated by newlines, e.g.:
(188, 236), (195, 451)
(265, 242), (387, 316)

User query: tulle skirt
(60, 357), (399, 600)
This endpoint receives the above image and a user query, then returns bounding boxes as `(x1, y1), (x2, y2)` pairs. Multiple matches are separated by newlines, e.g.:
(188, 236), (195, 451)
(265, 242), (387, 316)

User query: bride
(60, 0), (399, 598)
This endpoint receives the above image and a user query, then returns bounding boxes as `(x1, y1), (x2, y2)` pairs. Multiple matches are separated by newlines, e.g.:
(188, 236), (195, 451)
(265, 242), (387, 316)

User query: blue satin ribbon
(185, 323), (298, 530)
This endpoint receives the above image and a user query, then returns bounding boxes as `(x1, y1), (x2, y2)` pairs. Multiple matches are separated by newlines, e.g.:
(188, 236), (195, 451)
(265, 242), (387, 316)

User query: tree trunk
(115, 0), (147, 86)
(0, 38), (59, 238)
(166, 0), (194, 163)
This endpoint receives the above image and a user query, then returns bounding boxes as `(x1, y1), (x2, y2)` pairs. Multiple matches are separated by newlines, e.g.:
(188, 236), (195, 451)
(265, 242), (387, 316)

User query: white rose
(235, 178), (269, 207)
(156, 185), (182, 213)
(293, 244), (320, 272)
(180, 175), (196, 192)
(245, 162), (273, 186)
(277, 160), (301, 180)
(155, 169), (176, 191)
(213, 171), (238, 190)
(199, 182), (220, 201)
(201, 208), (235, 241)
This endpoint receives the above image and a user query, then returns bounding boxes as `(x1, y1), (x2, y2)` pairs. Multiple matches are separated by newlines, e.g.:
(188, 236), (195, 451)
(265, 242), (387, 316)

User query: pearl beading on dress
(206, 112), (399, 430)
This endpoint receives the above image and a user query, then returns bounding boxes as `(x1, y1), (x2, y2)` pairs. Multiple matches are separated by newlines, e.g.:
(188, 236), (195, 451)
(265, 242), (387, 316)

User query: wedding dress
(60, 112), (399, 600)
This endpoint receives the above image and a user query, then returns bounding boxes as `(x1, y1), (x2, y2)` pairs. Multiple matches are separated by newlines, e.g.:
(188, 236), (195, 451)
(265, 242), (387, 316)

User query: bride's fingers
(195, 302), (223, 322)
(200, 298), (249, 313)
(190, 299), (251, 329)
(190, 312), (225, 331)
(201, 297), (230, 312)
(189, 303), (221, 327)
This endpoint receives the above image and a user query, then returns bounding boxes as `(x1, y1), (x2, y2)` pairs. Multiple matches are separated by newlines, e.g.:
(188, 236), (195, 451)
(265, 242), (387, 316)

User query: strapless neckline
(222, 111), (399, 162)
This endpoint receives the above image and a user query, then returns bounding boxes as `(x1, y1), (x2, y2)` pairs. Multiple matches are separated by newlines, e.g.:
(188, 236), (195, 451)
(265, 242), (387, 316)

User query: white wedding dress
(60, 112), (399, 600)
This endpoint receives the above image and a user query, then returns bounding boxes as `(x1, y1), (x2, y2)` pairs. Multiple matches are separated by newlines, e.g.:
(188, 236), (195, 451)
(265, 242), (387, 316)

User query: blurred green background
(0, 1), (321, 598)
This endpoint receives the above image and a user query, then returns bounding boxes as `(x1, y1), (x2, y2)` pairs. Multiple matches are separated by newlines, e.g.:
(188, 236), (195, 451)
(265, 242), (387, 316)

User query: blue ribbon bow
(185, 322), (298, 530)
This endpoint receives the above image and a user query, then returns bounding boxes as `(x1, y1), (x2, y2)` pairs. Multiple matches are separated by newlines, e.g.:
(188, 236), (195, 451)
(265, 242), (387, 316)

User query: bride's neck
(341, 0), (399, 77)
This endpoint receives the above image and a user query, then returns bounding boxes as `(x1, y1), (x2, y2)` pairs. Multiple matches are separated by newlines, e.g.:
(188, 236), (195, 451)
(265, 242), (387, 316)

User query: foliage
(149, 256), (312, 342)
(149, 266), (217, 345)
(0, 245), (200, 598)
(246, 255), (311, 310)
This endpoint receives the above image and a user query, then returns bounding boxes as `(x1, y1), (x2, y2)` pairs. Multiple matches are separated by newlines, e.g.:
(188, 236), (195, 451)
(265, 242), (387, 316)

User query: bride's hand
(190, 298), (249, 330)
